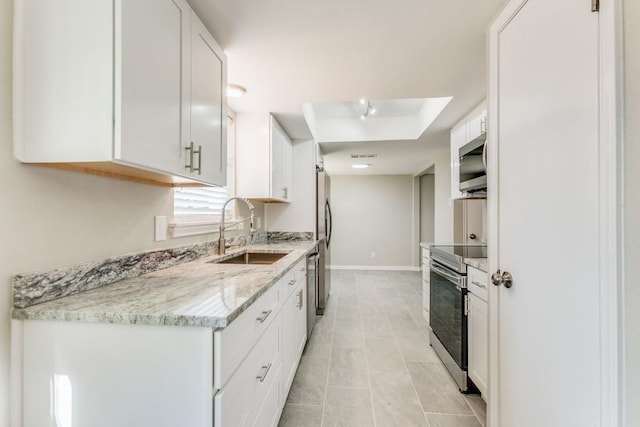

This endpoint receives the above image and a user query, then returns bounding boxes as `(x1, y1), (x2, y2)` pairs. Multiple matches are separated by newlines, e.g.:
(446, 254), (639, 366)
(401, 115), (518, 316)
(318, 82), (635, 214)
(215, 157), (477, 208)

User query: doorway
(418, 167), (435, 246)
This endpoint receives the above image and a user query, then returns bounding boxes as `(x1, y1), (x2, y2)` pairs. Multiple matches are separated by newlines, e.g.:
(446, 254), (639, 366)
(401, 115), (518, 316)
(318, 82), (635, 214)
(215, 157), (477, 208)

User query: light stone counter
(464, 257), (489, 273)
(12, 241), (316, 329)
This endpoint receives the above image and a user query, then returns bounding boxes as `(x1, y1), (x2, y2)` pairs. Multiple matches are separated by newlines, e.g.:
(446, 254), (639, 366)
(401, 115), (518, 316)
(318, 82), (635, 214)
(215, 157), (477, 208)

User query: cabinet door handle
(282, 187), (288, 199)
(288, 278), (296, 286)
(185, 141), (195, 172)
(193, 144), (202, 175)
(471, 280), (487, 289)
(296, 290), (303, 309)
(256, 362), (272, 382)
(256, 309), (272, 323)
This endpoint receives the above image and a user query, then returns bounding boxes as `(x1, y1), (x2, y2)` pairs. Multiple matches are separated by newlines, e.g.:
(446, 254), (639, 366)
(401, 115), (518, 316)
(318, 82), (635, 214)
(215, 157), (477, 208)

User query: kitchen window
(170, 112), (236, 237)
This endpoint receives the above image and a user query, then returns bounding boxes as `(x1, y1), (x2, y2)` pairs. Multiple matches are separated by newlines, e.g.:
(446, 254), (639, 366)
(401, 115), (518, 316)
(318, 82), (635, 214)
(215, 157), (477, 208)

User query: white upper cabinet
(189, 13), (227, 186)
(465, 105), (488, 143)
(14, 0), (226, 187)
(236, 113), (294, 202)
(450, 101), (487, 199)
(450, 123), (467, 200)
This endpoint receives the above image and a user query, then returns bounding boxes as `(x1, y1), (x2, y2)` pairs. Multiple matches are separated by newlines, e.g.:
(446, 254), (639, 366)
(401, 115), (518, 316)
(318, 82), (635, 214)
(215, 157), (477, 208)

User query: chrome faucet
(218, 197), (256, 255)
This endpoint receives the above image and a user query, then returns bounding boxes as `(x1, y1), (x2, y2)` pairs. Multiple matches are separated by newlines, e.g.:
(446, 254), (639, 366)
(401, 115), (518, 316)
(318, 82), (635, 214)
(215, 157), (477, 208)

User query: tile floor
(279, 270), (486, 427)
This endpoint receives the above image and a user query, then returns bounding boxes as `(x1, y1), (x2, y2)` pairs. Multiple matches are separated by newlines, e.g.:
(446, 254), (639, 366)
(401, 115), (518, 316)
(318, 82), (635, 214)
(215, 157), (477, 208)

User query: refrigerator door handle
(325, 200), (332, 248)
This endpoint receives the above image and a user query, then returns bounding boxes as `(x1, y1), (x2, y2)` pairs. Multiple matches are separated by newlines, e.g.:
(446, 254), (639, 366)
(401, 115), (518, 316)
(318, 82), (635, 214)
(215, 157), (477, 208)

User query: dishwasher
(306, 247), (319, 340)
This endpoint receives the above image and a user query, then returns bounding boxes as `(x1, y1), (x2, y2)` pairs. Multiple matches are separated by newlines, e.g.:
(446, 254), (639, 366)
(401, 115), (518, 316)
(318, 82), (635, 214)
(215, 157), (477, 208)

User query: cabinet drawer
(214, 280), (281, 389)
(214, 311), (282, 427)
(467, 266), (488, 302)
(283, 259), (305, 300)
(251, 362), (283, 427)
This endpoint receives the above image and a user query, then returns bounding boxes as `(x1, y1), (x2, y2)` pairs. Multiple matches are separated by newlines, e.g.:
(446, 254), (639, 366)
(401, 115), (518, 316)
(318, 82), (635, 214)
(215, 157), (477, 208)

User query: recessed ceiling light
(352, 163), (370, 169)
(227, 84), (247, 98)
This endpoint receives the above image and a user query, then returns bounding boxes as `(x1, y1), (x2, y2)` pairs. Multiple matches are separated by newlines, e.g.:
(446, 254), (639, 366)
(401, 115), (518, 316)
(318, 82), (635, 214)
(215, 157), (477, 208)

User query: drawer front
(283, 259), (305, 300)
(214, 311), (282, 427)
(214, 280), (281, 389)
(251, 362), (283, 427)
(467, 266), (488, 302)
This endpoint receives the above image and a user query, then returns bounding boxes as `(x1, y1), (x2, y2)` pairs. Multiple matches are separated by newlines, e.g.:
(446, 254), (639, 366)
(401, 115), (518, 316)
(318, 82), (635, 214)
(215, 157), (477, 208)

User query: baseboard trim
(328, 265), (420, 272)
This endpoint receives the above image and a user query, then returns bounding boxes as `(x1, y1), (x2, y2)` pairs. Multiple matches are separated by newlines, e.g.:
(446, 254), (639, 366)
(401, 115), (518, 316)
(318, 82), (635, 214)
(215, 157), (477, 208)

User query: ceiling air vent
(349, 154), (378, 159)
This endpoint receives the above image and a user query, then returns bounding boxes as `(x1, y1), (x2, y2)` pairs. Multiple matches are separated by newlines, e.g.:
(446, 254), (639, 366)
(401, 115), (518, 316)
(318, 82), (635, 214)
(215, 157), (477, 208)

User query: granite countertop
(464, 258), (488, 273)
(12, 241), (316, 329)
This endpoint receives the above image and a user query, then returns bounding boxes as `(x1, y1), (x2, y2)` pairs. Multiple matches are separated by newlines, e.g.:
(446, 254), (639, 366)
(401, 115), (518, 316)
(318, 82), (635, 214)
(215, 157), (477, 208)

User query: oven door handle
(430, 263), (466, 288)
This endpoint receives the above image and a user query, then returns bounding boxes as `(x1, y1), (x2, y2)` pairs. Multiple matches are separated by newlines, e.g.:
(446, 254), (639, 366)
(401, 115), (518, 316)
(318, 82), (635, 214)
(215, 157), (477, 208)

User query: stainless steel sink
(212, 251), (290, 265)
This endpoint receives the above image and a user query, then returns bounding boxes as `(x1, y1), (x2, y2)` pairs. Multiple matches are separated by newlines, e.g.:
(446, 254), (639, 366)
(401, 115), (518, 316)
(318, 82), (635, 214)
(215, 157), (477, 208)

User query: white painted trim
(329, 265), (420, 272)
(597, 1), (624, 425)
(11, 320), (24, 427)
(487, 1), (624, 426)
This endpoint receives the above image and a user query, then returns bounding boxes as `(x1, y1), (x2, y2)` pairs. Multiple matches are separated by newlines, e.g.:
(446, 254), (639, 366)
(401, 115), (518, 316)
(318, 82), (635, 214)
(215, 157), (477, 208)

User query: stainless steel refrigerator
(316, 167), (332, 314)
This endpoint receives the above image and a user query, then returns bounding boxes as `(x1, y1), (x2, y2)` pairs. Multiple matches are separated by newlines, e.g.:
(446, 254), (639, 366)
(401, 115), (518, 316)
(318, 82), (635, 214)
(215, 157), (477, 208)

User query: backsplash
(13, 232), (268, 309)
(266, 231), (314, 241)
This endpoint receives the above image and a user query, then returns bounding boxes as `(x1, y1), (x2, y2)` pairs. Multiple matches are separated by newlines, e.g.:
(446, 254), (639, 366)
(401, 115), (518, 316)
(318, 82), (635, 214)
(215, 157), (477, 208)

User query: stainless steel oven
(429, 245), (486, 392)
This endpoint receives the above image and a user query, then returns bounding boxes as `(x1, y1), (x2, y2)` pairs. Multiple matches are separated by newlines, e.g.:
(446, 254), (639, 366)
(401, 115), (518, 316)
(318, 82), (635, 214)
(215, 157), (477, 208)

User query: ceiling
(189, 0), (506, 175)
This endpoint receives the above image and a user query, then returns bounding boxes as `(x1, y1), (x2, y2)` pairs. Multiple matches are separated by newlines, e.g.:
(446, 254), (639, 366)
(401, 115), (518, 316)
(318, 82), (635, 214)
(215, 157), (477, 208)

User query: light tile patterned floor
(279, 270), (486, 427)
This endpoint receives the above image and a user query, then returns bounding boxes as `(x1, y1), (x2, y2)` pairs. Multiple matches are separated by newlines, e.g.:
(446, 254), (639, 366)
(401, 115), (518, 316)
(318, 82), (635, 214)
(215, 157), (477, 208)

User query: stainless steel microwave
(458, 135), (487, 194)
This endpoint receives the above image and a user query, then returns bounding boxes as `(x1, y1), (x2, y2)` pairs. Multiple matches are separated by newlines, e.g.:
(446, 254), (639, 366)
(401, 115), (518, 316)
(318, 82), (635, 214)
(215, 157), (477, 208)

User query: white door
(190, 13), (227, 185)
(117, 0), (190, 173)
(488, 0), (601, 426)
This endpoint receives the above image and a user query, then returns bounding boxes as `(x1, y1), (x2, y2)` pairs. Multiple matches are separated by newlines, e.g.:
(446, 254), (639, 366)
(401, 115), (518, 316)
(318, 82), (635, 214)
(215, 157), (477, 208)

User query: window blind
(173, 186), (232, 217)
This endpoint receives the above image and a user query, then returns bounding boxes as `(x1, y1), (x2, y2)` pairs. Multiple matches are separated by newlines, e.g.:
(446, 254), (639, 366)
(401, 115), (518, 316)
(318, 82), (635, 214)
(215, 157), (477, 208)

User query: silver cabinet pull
(282, 187), (288, 199)
(471, 280), (487, 289)
(256, 309), (272, 323)
(185, 141), (195, 172)
(256, 362), (272, 382)
(194, 144), (202, 175)
(288, 279), (296, 286)
(296, 290), (303, 309)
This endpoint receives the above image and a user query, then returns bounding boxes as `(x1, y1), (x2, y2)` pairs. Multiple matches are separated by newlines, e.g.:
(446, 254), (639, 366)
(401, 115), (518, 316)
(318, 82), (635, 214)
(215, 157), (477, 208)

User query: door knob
(491, 270), (513, 288)
(501, 271), (513, 288)
(491, 270), (503, 286)
(469, 233), (477, 240)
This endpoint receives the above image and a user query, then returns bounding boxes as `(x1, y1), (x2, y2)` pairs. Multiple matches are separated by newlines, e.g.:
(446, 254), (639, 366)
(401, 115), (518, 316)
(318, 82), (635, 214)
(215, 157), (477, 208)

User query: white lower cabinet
(214, 310), (283, 427)
(16, 259), (310, 427)
(466, 266), (489, 399)
(282, 274), (307, 397)
(18, 320), (214, 427)
(214, 262), (307, 426)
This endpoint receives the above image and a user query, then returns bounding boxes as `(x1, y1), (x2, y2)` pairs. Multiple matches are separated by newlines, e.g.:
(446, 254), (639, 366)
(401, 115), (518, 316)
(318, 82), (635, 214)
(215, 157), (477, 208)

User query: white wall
(329, 175), (415, 269)
(266, 139), (315, 232)
(624, 0), (640, 424)
(0, 2), (262, 424)
(433, 150), (454, 243)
